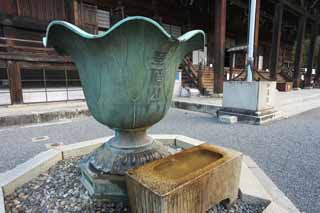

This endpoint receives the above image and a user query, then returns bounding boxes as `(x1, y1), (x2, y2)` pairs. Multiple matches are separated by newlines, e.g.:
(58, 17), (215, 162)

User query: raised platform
(0, 135), (300, 212)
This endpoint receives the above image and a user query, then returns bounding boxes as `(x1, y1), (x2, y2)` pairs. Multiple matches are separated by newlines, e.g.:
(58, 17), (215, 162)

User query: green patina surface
(44, 16), (204, 130)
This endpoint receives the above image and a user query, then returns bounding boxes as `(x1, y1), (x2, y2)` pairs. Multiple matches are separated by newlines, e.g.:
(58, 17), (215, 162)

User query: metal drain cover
(32, 136), (49, 142)
(45, 143), (64, 149)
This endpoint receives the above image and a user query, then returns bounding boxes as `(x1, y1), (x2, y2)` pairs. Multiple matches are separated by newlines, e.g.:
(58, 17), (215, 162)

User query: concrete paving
(1, 89), (320, 127)
(0, 107), (320, 212)
(0, 101), (89, 127)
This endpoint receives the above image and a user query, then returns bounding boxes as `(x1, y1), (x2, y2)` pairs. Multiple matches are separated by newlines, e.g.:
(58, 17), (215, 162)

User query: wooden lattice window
(97, 9), (110, 34)
(80, 3), (98, 34)
(17, 0), (66, 21)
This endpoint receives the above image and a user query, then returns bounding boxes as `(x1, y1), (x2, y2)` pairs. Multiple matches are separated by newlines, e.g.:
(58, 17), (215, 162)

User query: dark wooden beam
(305, 24), (318, 87)
(254, 0), (261, 71)
(293, 16), (306, 89)
(213, 0), (226, 94)
(0, 13), (48, 31)
(7, 60), (22, 104)
(268, 0), (316, 21)
(283, 0), (309, 17)
(270, 0), (284, 81)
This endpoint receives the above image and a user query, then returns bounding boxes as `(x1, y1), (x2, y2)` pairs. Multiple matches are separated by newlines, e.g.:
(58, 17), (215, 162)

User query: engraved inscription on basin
(154, 149), (223, 179)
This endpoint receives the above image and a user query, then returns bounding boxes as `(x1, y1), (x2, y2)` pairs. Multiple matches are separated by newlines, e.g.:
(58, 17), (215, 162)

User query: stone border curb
(239, 162), (272, 202)
(0, 135), (299, 213)
(172, 100), (221, 115)
(243, 156), (300, 213)
(0, 108), (90, 128)
(55, 137), (111, 159)
(0, 149), (62, 196)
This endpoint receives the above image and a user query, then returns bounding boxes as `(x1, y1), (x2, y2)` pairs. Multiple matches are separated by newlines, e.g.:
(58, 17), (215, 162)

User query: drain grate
(45, 143), (64, 149)
(32, 136), (50, 142)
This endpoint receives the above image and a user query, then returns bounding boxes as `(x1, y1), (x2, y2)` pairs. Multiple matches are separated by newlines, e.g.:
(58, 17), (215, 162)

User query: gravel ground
(4, 157), (128, 213)
(5, 156), (268, 213)
(0, 107), (320, 212)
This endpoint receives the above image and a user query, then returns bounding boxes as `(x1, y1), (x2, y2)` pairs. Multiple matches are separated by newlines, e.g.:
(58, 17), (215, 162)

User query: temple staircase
(181, 57), (214, 96)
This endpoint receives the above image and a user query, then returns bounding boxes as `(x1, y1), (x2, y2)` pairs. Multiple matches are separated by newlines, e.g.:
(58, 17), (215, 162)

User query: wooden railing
(182, 56), (201, 89)
(0, 37), (56, 55)
(0, 37), (72, 63)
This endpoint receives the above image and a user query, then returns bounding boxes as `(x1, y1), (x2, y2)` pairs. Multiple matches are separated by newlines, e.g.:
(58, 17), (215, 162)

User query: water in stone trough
(4, 154), (269, 212)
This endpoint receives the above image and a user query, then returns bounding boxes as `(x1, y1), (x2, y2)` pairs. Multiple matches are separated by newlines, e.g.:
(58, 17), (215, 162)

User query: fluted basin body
(44, 16), (204, 130)
(44, 16), (205, 200)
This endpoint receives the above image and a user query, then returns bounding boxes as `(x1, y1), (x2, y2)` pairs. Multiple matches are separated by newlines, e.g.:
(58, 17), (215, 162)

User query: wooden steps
(200, 67), (214, 96)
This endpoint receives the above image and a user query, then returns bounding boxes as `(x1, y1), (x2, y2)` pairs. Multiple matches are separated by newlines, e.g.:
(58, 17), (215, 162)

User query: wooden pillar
(207, 1), (214, 66)
(213, 0), (226, 94)
(270, 1), (283, 81)
(0, 0), (17, 15)
(7, 61), (23, 104)
(254, 0), (261, 71)
(315, 47), (320, 84)
(314, 47), (320, 83)
(305, 24), (318, 88)
(293, 16), (306, 89)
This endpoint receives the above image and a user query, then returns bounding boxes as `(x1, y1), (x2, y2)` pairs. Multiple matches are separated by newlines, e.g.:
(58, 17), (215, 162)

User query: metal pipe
(247, 0), (256, 82)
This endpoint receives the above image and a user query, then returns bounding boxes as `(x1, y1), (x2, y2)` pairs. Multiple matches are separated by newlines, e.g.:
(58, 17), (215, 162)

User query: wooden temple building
(0, 0), (319, 105)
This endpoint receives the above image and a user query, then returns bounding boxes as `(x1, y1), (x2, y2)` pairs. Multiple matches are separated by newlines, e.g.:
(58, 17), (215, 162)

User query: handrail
(0, 37), (56, 54)
(0, 37), (42, 44)
(231, 69), (246, 81)
(254, 70), (271, 81)
(182, 56), (200, 88)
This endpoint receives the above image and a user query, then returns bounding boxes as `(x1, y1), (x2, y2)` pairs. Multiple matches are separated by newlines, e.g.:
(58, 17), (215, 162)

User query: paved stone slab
(0, 149), (62, 195)
(218, 115), (238, 124)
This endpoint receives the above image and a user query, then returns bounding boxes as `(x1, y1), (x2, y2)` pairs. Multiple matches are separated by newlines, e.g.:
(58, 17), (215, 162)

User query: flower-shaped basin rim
(44, 16), (205, 130)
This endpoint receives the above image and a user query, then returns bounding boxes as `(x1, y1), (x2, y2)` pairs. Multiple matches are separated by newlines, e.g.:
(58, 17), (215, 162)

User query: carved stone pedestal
(80, 130), (170, 201)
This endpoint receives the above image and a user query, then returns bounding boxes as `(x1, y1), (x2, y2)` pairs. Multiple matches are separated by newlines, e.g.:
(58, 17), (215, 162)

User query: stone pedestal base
(219, 81), (277, 125)
(80, 130), (170, 201)
(80, 162), (127, 201)
(217, 107), (277, 125)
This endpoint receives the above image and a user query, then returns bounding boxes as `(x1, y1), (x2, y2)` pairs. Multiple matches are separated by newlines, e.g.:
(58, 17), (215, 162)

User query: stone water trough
(127, 144), (242, 212)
